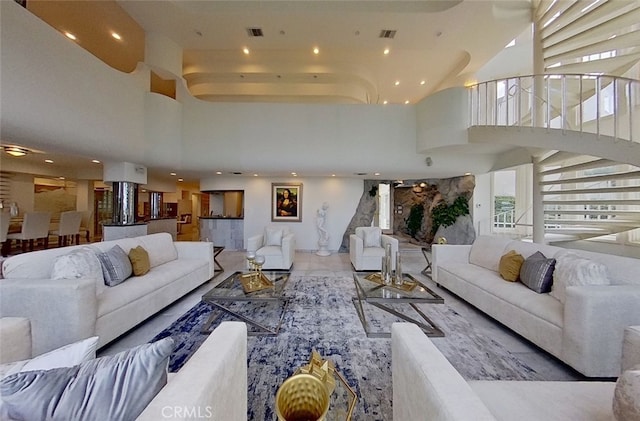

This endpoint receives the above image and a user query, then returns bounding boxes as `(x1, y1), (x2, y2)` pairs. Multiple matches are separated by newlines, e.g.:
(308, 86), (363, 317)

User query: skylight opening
(504, 39), (516, 48)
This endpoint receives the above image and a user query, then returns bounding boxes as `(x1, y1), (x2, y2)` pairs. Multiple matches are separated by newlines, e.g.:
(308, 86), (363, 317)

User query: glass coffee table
(201, 270), (290, 336)
(352, 272), (444, 338)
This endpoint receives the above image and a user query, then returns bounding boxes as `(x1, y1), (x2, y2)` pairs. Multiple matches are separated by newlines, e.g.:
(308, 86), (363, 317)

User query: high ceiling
(29, 0), (533, 105)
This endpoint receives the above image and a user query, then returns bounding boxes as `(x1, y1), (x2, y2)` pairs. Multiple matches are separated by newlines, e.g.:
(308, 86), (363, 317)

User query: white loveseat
(432, 235), (640, 377)
(392, 323), (640, 421)
(0, 233), (215, 356)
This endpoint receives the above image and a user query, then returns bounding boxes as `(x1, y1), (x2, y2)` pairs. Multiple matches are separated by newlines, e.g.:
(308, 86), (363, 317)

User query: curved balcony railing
(468, 74), (639, 144)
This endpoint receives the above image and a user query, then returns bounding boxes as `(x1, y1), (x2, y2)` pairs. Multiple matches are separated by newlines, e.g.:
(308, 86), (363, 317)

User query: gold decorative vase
(275, 373), (330, 421)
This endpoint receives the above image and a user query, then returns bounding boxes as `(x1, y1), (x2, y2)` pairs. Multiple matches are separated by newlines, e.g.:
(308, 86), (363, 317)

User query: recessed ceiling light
(64, 32), (77, 41)
(331, 174), (336, 177)
(374, 172), (380, 176)
(383, 48), (390, 55)
(178, 178), (184, 182)
(405, 100), (410, 104)
(420, 80), (426, 85)
(383, 100), (388, 105)
(313, 47), (319, 54)
(291, 172), (297, 175)
(394, 81), (400, 86)
(170, 172), (176, 176)
(253, 173), (258, 177)
(92, 159), (100, 164)
(464, 172), (472, 175)
(216, 171), (222, 175)
(243, 47), (250, 55)
(44, 159), (54, 164)
(111, 32), (122, 40)
(59, 177), (65, 180)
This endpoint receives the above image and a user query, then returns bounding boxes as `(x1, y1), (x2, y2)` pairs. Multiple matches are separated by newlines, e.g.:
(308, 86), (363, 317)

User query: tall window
(377, 183), (391, 231)
(493, 170), (516, 229)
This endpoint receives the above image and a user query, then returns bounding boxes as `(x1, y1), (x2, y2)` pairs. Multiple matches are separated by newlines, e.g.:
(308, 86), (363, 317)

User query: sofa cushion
(265, 227), (283, 246)
(51, 247), (104, 282)
(137, 233), (178, 268)
(362, 227), (382, 248)
(469, 236), (512, 272)
(613, 366), (640, 421)
(551, 252), (609, 303)
(96, 245), (133, 287)
(0, 338), (173, 421)
(498, 250), (524, 282)
(129, 246), (151, 276)
(520, 251), (556, 294)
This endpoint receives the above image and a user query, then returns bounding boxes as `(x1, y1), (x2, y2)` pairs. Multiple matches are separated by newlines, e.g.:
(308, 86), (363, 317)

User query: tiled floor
(98, 248), (584, 381)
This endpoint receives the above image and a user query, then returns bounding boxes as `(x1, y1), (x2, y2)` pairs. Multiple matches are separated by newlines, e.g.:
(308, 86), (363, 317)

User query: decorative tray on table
(239, 272), (274, 293)
(364, 272), (418, 292)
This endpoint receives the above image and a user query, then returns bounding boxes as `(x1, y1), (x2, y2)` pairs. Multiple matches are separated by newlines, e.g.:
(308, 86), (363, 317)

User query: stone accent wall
(393, 175), (475, 246)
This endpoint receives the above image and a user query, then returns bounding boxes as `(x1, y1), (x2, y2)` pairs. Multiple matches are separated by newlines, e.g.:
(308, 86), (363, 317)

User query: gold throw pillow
(128, 246), (150, 276)
(499, 250), (524, 282)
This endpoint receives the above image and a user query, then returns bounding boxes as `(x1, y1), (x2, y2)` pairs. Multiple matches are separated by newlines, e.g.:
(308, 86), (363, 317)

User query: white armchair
(247, 225), (295, 270)
(350, 226), (399, 271)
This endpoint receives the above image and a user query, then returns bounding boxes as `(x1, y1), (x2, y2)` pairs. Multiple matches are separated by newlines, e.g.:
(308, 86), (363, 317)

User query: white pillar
(532, 158), (545, 244)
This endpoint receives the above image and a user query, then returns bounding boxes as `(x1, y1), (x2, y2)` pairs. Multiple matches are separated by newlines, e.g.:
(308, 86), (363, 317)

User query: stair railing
(469, 74), (639, 144)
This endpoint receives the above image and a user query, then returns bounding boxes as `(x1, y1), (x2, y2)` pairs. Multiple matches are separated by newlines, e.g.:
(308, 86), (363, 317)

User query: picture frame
(272, 183), (302, 222)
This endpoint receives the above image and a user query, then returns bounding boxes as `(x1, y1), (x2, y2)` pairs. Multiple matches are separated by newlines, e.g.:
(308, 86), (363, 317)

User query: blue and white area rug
(151, 273), (541, 420)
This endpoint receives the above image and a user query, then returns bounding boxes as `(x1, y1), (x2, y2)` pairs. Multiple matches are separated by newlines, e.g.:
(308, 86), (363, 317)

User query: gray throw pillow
(0, 337), (174, 421)
(96, 244), (133, 286)
(520, 251), (556, 293)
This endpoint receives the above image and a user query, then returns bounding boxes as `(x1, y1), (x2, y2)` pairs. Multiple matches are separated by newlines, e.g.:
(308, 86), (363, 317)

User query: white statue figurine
(316, 202), (330, 256)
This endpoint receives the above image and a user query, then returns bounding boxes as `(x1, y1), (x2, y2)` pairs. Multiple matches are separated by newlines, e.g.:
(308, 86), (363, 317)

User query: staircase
(468, 0), (640, 241)
(538, 152), (640, 241)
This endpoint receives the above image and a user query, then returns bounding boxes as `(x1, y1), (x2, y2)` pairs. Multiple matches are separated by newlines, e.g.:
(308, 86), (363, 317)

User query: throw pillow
(519, 251), (556, 294)
(363, 228), (381, 248)
(0, 336), (99, 380)
(51, 247), (104, 283)
(613, 365), (640, 421)
(265, 228), (284, 246)
(96, 244), (133, 287)
(0, 337), (174, 421)
(129, 245), (151, 276)
(498, 250), (524, 282)
(551, 252), (610, 303)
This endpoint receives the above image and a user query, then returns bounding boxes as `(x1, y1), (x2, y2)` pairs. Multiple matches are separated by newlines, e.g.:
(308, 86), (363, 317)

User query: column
(103, 162), (148, 240)
(149, 191), (163, 219)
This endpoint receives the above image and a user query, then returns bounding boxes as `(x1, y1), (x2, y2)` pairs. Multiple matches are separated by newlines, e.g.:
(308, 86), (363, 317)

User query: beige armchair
(247, 225), (295, 270)
(349, 226), (399, 271)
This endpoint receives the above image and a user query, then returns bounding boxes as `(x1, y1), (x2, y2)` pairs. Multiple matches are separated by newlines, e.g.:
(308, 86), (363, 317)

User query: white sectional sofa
(432, 235), (640, 377)
(0, 233), (215, 356)
(0, 318), (248, 421)
(392, 323), (640, 421)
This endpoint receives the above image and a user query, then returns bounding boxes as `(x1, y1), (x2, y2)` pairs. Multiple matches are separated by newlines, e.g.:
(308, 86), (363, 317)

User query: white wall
(200, 176), (363, 251)
(472, 173), (492, 235)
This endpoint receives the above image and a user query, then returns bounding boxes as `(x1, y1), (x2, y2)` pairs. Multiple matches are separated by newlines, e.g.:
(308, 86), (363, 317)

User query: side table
(213, 246), (224, 278)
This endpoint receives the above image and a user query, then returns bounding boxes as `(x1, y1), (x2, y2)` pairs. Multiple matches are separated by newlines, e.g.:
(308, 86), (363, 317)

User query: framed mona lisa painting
(272, 183), (302, 222)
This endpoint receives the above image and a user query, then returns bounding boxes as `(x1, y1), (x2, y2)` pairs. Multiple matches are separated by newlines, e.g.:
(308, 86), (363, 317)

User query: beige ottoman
(0, 317), (31, 364)
(622, 325), (640, 371)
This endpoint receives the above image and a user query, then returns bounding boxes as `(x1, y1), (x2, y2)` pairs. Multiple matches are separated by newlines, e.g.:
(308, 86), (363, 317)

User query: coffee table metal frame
(352, 272), (445, 338)
(212, 246), (224, 278)
(201, 270), (290, 336)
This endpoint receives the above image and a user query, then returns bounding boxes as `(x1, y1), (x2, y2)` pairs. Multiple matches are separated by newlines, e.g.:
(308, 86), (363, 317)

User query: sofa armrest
(0, 317), (31, 363)
(349, 234), (363, 269)
(563, 285), (640, 377)
(137, 322), (248, 421)
(431, 245), (472, 283)
(622, 326), (640, 371)
(175, 241), (215, 279)
(281, 233), (296, 269)
(247, 234), (263, 252)
(0, 278), (97, 356)
(392, 323), (496, 421)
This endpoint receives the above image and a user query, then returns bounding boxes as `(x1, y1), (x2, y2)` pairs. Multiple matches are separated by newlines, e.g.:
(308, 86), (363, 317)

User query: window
(377, 183), (391, 231)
